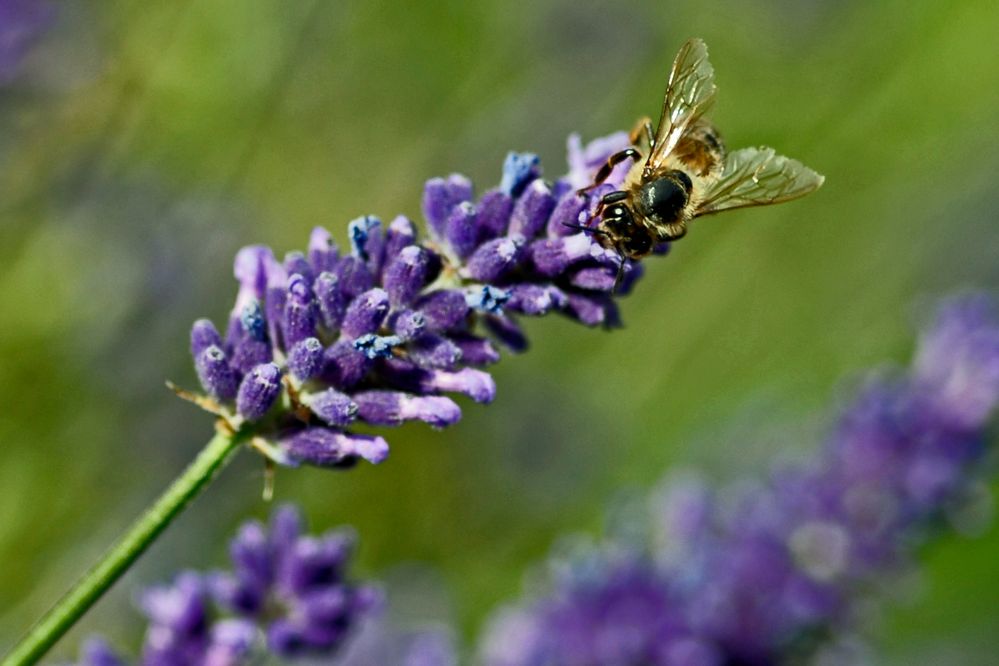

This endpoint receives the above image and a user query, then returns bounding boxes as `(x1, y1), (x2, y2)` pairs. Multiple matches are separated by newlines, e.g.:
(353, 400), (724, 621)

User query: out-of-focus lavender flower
(480, 293), (999, 666)
(186, 133), (655, 470)
(0, 0), (56, 84)
(75, 505), (378, 666)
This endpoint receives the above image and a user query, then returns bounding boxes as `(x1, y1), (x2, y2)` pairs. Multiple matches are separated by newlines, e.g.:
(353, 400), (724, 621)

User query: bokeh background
(2, 0), (998, 662)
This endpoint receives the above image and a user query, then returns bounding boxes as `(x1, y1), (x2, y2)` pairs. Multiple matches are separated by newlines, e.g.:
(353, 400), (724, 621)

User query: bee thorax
(636, 171), (692, 224)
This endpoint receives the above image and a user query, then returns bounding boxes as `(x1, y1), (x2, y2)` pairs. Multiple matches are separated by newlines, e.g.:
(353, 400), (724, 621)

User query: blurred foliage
(1, 0), (998, 662)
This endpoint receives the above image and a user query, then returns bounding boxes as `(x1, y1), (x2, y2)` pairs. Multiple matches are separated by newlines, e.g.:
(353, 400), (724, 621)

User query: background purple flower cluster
(79, 505), (379, 665)
(479, 294), (999, 666)
(188, 132), (652, 470)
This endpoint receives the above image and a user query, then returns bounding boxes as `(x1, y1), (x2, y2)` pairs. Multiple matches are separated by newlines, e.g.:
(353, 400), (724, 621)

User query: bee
(580, 38), (824, 259)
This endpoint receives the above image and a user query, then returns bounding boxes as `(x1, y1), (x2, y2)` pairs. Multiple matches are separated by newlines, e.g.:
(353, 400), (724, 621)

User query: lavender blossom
(480, 293), (999, 665)
(0, 0), (56, 84)
(186, 133), (656, 470)
(74, 505), (378, 666)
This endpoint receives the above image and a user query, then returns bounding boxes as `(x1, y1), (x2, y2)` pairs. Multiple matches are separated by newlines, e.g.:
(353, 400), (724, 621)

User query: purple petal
(508, 179), (556, 240)
(283, 274), (319, 347)
(444, 201), (480, 258)
(190, 319), (223, 359)
(383, 245), (433, 308)
(308, 226), (339, 274)
(476, 188), (514, 239)
(306, 388), (359, 427)
(384, 215), (418, 259)
(465, 236), (522, 283)
(195, 346), (239, 400)
(415, 290), (470, 331)
(321, 340), (371, 389)
(314, 271), (347, 332)
(287, 337), (325, 381)
(341, 288), (391, 339)
(281, 428), (389, 466)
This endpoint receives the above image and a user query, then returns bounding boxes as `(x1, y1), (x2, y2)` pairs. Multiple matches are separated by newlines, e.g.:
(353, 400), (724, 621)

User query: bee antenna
(561, 222), (607, 237)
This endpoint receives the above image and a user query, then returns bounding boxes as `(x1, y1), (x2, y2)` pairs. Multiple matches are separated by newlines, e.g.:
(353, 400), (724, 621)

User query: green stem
(3, 428), (248, 666)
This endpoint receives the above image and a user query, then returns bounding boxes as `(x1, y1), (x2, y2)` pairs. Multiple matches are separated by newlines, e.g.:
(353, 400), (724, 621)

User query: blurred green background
(2, 0), (998, 662)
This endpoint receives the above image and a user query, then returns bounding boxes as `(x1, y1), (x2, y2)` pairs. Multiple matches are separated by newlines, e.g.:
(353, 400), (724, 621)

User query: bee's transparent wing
(644, 38), (717, 178)
(695, 147), (824, 216)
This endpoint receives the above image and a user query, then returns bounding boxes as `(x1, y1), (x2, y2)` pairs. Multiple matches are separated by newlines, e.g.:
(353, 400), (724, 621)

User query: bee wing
(694, 147), (824, 216)
(644, 38), (717, 178)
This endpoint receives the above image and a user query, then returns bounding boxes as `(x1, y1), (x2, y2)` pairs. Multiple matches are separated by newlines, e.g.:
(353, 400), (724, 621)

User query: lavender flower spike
(185, 132), (663, 470)
(74, 504), (379, 665)
(480, 293), (999, 666)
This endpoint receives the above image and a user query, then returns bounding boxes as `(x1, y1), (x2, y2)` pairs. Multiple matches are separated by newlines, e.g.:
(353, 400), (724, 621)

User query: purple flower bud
(78, 637), (126, 666)
(466, 285), (510, 314)
(569, 265), (618, 292)
(565, 293), (616, 327)
(383, 245), (432, 307)
(422, 174), (473, 238)
(384, 215), (417, 259)
(234, 245), (275, 299)
(265, 285), (287, 350)
(205, 619), (257, 664)
(476, 189), (514, 239)
(353, 391), (462, 428)
(236, 363), (283, 421)
(484, 314), (528, 351)
(383, 360), (495, 403)
(546, 190), (589, 237)
(341, 288), (391, 339)
(191, 318), (223, 358)
(465, 236), (522, 283)
(427, 368), (496, 403)
(281, 428), (389, 466)
(308, 226), (339, 274)
(445, 201), (480, 259)
(507, 284), (567, 316)
(415, 290), (469, 331)
(228, 316), (273, 375)
(566, 131), (632, 189)
(407, 334), (463, 370)
(287, 337), (324, 381)
(195, 345), (239, 400)
(321, 341), (370, 389)
(306, 388), (358, 427)
(500, 151), (541, 197)
(508, 179), (556, 239)
(283, 274), (319, 347)
(348, 215), (383, 266)
(228, 521), (271, 587)
(390, 309), (427, 341)
(140, 572), (208, 634)
(284, 251), (314, 285)
(314, 271), (347, 332)
(353, 334), (402, 360)
(450, 333), (501, 365)
(334, 256), (375, 300)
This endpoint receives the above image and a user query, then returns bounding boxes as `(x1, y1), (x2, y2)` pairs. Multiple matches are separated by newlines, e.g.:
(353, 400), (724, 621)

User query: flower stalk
(3, 427), (249, 666)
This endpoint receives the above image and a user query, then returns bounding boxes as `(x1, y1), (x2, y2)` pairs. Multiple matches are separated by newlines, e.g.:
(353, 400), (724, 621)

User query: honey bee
(581, 38), (824, 259)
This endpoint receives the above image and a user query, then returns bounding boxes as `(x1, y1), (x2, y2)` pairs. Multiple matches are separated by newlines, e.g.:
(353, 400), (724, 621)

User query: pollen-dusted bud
(353, 391), (462, 428)
(322, 341), (371, 389)
(287, 337), (324, 381)
(407, 334), (463, 370)
(283, 274), (318, 347)
(236, 363), (283, 421)
(508, 179), (556, 239)
(334, 256), (374, 300)
(304, 388), (358, 427)
(465, 236), (522, 283)
(546, 190), (588, 237)
(476, 189), (514, 239)
(389, 309), (427, 341)
(314, 271), (347, 332)
(196, 345), (239, 400)
(484, 314), (528, 351)
(191, 319), (223, 358)
(308, 226), (339, 274)
(341, 288), (390, 339)
(414, 290), (469, 331)
(383, 245), (432, 308)
(450, 333), (501, 366)
(283, 251), (314, 286)
(422, 174), (473, 239)
(445, 201), (479, 259)
(384, 215), (417, 259)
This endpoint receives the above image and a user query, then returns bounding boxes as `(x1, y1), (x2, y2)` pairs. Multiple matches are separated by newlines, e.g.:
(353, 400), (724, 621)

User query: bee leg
(577, 148), (642, 195)
(629, 116), (655, 148)
(613, 257), (628, 294)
